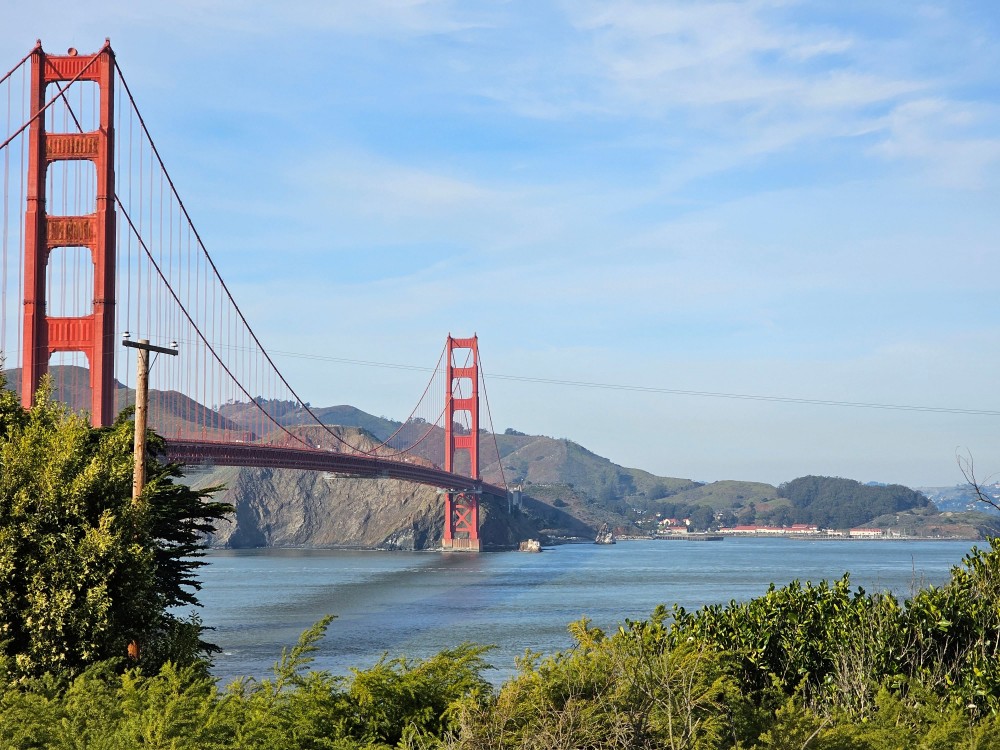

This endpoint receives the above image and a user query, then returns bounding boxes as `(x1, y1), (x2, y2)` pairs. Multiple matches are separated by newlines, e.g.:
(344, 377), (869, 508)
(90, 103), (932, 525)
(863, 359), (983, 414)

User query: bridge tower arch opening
(442, 334), (481, 551)
(21, 43), (116, 427)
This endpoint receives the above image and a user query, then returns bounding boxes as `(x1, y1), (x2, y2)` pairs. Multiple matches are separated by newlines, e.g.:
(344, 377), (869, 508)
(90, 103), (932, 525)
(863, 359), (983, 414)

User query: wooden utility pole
(133, 340), (149, 503)
(123, 337), (178, 504)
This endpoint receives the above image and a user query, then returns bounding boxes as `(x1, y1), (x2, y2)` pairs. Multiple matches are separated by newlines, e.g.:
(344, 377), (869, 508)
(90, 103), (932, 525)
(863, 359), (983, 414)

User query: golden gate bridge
(0, 40), (508, 551)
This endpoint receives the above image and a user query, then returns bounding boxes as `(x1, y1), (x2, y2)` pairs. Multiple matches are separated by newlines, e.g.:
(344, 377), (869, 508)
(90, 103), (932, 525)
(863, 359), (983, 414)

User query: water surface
(192, 538), (979, 685)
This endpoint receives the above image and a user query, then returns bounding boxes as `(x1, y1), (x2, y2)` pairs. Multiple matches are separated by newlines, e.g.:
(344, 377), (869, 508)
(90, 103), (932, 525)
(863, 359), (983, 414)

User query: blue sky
(4, 1), (1000, 487)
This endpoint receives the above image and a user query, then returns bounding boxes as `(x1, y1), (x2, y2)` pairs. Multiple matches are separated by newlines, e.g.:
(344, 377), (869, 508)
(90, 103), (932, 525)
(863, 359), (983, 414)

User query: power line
(254, 345), (1000, 418)
(9, 333), (995, 418)
(24, 332), (997, 418)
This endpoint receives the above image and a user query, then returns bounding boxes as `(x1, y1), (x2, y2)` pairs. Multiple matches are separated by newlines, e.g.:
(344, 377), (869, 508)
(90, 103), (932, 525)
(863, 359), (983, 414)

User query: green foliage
(452, 613), (749, 749)
(667, 538), (1000, 725)
(752, 686), (1000, 750)
(671, 573), (906, 707)
(0, 375), (230, 679)
(0, 616), (494, 749)
(778, 475), (932, 529)
(3, 377), (1000, 746)
(0, 657), (228, 749)
(663, 480), (778, 511)
(341, 644), (493, 747)
(5, 540), (1000, 747)
(899, 540), (1000, 713)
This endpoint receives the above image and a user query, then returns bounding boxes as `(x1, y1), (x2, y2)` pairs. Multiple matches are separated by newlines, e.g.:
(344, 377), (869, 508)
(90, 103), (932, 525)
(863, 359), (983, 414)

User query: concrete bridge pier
(441, 489), (481, 551)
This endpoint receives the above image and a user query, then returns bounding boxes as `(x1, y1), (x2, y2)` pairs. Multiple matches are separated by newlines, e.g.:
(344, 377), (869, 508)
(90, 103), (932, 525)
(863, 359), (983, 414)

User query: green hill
(665, 480), (779, 510)
(6, 367), (987, 542)
(778, 475), (933, 529)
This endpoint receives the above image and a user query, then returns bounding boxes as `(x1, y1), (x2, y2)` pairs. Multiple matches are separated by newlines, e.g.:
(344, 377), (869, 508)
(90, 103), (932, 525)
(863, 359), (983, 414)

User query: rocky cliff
(185, 425), (542, 550)
(193, 465), (542, 550)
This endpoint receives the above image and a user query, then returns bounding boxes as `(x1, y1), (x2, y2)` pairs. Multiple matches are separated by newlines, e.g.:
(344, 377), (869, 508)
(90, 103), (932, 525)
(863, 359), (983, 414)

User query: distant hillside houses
(715, 524), (887, 538)
(657, 517), (688, 529)
(846, 527), (885, 538)
(723, 524), (820, 536)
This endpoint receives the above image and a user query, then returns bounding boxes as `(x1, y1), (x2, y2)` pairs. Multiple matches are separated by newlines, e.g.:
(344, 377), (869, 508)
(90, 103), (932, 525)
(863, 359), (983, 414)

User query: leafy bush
(0, 375), (230, 679)
(4, 376), (1000, 747)
(669, 539), (1000, 722)
(0, 617), (493, 750)
(451, 615), (752, 749)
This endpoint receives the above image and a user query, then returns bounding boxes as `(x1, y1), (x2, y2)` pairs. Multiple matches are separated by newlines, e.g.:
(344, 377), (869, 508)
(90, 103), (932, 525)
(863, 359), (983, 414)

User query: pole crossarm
(123, 339), (179, 357)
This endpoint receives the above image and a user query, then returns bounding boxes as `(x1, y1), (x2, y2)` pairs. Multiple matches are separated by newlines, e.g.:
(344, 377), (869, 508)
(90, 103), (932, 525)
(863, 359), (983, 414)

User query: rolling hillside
(5, 366), (992, 545)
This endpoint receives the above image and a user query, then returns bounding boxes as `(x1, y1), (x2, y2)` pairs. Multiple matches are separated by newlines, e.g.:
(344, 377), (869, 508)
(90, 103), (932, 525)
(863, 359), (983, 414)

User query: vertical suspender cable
(478, 353), (507, 490)
(2, 72), (10, 357)
(16, 63), (25, 370)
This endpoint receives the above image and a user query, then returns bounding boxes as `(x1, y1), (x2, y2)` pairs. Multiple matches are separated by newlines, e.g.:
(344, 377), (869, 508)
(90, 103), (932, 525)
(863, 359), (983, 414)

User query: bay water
(193, 538), (980, 686)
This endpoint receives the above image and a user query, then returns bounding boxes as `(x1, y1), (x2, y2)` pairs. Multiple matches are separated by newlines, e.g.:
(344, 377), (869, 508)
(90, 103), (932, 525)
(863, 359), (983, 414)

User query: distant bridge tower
(442, 335), (481, 551)
(21, 42), (117, 427)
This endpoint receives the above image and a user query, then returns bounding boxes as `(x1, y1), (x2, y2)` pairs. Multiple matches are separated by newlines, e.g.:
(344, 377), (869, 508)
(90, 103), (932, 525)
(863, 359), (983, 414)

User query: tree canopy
(0, 375), (230, 679)
(777, 475), (932, 529)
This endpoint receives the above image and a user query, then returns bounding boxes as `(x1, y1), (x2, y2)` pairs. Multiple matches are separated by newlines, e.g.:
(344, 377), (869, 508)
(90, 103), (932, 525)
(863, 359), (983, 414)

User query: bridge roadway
(164, 439), (508, 499)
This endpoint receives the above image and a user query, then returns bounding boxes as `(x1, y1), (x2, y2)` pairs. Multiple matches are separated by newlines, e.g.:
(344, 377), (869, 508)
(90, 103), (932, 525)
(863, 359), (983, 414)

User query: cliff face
(192, 465), (540, 550)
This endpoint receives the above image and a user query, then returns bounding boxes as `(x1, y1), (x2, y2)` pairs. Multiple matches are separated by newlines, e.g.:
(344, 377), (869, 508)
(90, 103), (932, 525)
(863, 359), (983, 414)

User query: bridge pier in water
(442, 491), (481, 551)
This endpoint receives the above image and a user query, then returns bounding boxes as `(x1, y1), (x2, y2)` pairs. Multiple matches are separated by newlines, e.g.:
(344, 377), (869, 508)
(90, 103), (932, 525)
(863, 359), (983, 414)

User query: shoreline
(511, 534), (985, 551)
(206, 533), (987, 553)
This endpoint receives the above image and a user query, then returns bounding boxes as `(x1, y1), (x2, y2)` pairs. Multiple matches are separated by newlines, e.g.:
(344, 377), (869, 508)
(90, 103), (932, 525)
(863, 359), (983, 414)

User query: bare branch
(957, 450), (1000, 513)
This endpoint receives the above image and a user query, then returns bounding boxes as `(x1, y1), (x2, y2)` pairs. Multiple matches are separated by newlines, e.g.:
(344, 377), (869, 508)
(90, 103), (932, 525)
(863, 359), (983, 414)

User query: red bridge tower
(21, 42), (117, 427)
(442, 335), (481, 551)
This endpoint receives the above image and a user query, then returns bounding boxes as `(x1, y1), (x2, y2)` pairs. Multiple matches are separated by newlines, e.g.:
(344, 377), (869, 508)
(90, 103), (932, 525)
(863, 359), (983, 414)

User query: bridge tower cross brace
(21, 42), (117, 427)
(442, 335), (481, 551)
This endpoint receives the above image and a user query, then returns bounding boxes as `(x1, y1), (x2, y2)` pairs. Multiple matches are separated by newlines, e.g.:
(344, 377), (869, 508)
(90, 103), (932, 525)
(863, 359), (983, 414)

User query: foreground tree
(0, 375), (230, 679)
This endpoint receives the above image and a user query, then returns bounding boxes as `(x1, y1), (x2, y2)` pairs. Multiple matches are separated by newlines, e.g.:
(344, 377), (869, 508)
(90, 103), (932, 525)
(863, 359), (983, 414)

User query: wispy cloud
(298, 151), (495, 220)
(550, 0), (997, 190)
(2, 1), (999, 484)
(872, 98), (1000, 188)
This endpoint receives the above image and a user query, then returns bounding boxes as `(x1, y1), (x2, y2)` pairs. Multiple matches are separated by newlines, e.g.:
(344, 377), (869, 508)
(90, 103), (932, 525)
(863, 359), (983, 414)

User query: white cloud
(872, 99), (1000, 188)
(299, 152), (494, 219)
(551, 0), (996, 194)
(3, 1), (1000, 485)
(567, 0), (865, 108)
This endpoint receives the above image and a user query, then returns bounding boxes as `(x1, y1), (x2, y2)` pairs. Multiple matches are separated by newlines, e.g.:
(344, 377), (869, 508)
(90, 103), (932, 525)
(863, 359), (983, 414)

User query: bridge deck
(165, 440), (507, 499)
